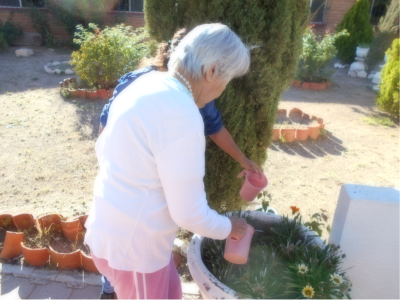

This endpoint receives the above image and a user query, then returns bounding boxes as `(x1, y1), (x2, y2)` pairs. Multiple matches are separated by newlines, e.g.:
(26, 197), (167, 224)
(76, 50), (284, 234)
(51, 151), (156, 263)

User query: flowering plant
(202, 211), (352, 299)
(297, 28), (349, 83)
(70, 23), (150, 90)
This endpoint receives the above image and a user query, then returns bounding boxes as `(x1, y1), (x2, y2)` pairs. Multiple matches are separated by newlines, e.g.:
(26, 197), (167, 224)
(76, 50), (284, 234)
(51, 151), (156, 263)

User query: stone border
(0, 263), (201, 295)
(44, 61), (74, 75)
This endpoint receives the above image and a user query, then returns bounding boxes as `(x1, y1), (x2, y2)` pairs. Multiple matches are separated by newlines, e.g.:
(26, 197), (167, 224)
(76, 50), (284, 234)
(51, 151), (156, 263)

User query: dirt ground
(1, 46), (398, 245)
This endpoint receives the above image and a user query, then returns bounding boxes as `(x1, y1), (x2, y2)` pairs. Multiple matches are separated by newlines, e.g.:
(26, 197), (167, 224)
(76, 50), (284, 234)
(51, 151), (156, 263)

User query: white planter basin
(356, 47), (370, 58)
(187, 211), (324, 299)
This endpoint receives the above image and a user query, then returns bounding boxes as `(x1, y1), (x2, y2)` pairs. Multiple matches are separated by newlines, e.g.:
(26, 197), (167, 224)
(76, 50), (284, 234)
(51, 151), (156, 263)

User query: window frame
(113, 0), (143, 13)
(309, 0), (328, 24)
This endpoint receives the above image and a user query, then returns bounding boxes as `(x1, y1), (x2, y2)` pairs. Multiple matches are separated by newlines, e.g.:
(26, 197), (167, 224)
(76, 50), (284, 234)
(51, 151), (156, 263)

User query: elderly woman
(85, 23), (250, 299)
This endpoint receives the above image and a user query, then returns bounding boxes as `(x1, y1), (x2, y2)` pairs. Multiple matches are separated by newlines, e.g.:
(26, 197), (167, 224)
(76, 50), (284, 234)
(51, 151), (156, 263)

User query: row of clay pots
(60, 77), (114, 100)
(293, 80), (332, 91)
(273, 108), (325, 142)
(0, 214), (96, 272)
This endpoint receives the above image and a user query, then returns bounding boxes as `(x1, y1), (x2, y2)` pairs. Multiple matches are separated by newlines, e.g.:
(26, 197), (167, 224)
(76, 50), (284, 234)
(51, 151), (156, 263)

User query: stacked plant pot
(59, 78), (114, 100)
(292, 80), (332, 90)
(272, 108), (325, 142)
(0, 213), (97, 273)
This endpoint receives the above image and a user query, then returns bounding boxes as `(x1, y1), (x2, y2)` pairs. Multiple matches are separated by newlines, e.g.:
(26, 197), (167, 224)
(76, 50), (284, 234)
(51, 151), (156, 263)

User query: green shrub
(0, 14), (23, 48)
(145, 0), (309, 213)
(377, 38), (399, 117)
(335, 0), (374, 64)
(24, 0), (55, 47)
(365, 0), (399, 73)
(298, 28), (348, 82)
(70, 24), (150, 90)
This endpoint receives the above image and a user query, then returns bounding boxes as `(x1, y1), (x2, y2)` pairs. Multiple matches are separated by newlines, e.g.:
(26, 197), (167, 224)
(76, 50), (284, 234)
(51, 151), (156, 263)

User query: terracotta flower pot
(289, 108), (302, 118)
(98, 89), (108, 99)
(86, 90), (98, 99)
(78, 88), (86, 98)
(38, 214), (63, 232)
(308, 124), (320, 139)
(0, 231), (24, 259)
(13, 213), (36, 230)
(49, 246), (82, 270)
(318, 82), (326, 90)
(81, 251), (98, 273)
(60, 219), (84, 241)
(79, 215), (88, 228)
(272, 128), (280, 141)
(300, 82), (309, 90)
(326, 80), (332, 88)
(21, 242), (49, 267)
(296, 128), (309, 141)
(0, 214), (16, 228)
(276, 109), (287, 117)
(280, 128), (296, 142)
(309, 82), (319, 91)
(68, 89), (79, 97)
(317, 118), (324, 125)
(69, 77), (77, 83)
(293, 80), (301, 88)
(108, 88), (115, 98)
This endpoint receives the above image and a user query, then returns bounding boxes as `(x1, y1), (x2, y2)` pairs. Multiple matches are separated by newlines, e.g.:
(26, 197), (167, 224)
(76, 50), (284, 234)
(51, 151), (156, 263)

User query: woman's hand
(239, 157), (262, 173)
(229, 216), (248, 240)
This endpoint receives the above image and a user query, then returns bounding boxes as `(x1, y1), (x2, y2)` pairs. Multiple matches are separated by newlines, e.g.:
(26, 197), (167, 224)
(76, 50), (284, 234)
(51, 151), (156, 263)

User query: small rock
(347, 70), (357, 78)
(372, 72), (381, 84)
(65, 69), (74, 75)
(379, 64), (385, 69)
(367, 74), (375, 80)
(357, 71), (367, 78)
(48, 48), (55, 52)
(334, 63), (341, 68)
(372, 85), (380, 91)
(53, 69), (61, 74)
(52, 61), (61, 66)
(15, 48), (34, 57)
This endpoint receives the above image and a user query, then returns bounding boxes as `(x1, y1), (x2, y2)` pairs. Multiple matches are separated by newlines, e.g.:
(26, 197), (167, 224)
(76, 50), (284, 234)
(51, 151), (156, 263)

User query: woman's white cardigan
(85, 72), (232, 273)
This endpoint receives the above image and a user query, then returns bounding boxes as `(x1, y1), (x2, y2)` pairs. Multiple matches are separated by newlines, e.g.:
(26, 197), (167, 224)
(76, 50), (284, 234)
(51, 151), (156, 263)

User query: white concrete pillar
(329, 184), (399, 299)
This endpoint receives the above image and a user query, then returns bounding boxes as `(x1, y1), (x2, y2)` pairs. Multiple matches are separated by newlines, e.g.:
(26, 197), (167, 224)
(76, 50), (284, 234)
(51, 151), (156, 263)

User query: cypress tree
(335, 0), (374, 64)
(145, 0), (309, 213)
(377, 38), (399, 117)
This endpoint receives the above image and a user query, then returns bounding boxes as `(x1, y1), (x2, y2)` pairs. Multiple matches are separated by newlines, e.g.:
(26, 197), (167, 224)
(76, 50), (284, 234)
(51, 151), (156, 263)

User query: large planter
(356, 46), (370, 58)
(98, 89), (109, 99)
(0, 231), (24, 259)
(309, 82), (319, 91)
(67, 89), (79, 97)
(13, 213), (36, 230)
(280, 128), (296, 142)
(296, 127), (309, 141)
(300, 82), (309, 90)
(60, 219), (84, 241)
(78, 89), (86, 99)
(21, 242), (49, 267)
(38, 214), (63, 232)
(86, 90), (98, 100)
(318, 82), (326, 91)
(308, 124), (320, 139)
(188, 211), (324, 299)
(272, 128), (280, 141)
(49, 246), (82, 270)
(292, 80), (301, 88)
(81, 251), (98, 273)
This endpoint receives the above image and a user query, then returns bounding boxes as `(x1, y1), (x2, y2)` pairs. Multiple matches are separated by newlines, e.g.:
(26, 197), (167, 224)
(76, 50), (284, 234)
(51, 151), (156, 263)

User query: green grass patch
(362, 115), (395, 127)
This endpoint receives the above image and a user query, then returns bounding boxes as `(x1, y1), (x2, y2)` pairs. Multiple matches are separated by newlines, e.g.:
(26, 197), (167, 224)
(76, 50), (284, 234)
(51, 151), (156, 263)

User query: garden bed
(190, 211), (351, 299)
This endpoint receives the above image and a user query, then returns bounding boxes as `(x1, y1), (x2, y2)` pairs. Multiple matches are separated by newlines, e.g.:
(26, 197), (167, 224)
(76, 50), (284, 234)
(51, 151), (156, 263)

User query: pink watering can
(224, 224), (255, 264)
(237, 170), (268, 201)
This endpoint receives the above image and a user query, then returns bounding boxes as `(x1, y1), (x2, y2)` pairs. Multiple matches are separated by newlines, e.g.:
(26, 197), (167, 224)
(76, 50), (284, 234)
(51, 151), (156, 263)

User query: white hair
(168, 23), (250, 82)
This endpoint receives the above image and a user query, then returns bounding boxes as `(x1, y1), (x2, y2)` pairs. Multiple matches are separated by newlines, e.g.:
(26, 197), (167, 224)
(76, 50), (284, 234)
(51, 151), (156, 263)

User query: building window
(310, 0), (327, 23)
(114, 0), (143, 12)
(369, 0), (390, 25)
(0, 0), (44, 7)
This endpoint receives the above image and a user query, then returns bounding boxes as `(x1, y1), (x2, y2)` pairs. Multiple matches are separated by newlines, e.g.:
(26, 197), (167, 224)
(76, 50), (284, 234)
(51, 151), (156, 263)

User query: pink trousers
(92, 253), (182, 299)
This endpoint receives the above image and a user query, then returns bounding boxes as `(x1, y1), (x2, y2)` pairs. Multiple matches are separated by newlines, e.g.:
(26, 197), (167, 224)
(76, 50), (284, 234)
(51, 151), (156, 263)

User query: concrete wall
(329, 184), (399, 299)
